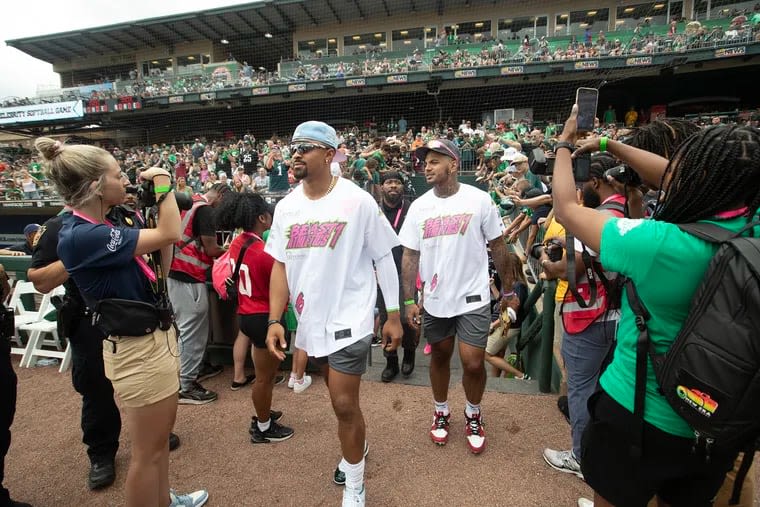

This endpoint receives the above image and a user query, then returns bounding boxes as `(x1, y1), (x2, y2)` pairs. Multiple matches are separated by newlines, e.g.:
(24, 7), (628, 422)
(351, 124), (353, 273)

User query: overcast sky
(1, 0), (254, 100)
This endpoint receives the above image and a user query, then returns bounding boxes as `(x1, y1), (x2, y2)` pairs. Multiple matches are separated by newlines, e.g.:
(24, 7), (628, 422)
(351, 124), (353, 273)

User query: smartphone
(575, 87), (599, 132)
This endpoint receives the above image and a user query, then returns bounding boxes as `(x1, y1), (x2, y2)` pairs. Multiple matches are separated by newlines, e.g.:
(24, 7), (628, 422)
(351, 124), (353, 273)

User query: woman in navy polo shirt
(551, 109), (760, 507)
(35, 137), (208, 507)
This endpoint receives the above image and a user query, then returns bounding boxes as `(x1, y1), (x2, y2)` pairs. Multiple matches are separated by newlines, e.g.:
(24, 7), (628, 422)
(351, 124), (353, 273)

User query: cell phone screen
(576, 87), (599, 132)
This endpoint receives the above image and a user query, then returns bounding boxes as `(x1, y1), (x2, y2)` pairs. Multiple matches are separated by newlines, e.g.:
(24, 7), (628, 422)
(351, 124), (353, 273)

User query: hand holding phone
(575, 87), (599, 133)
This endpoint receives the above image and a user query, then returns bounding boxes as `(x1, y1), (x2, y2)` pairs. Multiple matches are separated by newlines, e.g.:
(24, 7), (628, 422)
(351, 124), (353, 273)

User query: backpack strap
(677, 222), (735, 243)
(624, 278), (666, 459)
(730, 448), (756, 505)
(565, 230), (599, 309)
(230, 236), (258, 283)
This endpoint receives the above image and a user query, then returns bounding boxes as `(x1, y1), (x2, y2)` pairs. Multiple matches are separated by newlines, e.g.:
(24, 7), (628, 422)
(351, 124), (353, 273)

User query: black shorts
(239, 314), (286, 350)
(581, 390), (737, 507)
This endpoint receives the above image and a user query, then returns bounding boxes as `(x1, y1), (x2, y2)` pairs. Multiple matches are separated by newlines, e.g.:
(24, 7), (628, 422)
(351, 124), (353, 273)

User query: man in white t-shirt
(400, 138), (516, 455)
(265, 121), (403, 507)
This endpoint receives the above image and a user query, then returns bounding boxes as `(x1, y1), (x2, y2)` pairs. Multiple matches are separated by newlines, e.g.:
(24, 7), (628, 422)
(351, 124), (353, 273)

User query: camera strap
(564, 230), (599, 308)
(145, 205), (169, 300)
(72, 209), (157, 284)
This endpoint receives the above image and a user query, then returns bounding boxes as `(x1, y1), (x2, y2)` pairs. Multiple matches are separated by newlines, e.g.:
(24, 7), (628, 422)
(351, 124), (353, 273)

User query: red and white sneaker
(464, 412), (486, 454)
(430, 411), (450, 445)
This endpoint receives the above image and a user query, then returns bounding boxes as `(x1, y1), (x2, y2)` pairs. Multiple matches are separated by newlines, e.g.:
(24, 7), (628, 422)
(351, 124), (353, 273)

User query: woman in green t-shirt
(551, 106), (760, 507)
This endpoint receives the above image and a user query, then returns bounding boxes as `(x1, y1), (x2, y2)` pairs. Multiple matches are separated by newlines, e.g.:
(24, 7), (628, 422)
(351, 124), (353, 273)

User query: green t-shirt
(501, 132), (517, 142)
(598, 215), (760, 437)
(525, 170), (543, 191)
(268, 160), (290, 192)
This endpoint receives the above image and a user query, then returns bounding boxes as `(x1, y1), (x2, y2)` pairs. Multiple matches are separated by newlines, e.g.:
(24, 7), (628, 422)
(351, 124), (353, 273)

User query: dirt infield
(4, 359), (759, 506)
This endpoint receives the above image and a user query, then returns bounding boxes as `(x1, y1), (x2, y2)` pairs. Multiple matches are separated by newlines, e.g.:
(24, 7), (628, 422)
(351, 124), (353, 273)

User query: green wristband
(154, 184), (172, 194)
(403, 299), (415, 306)
(599, 136), (608, 153)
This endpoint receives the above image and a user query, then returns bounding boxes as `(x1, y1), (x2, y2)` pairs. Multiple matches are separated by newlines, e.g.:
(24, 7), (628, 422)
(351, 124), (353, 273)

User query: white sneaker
(293, 375), (313, 393)
(287, 373), (297, 389)
(542, 448), (584, 479)
(169, 489), (209, 507)
(578, 498), (593, 507)
(342, 484), (365, 507)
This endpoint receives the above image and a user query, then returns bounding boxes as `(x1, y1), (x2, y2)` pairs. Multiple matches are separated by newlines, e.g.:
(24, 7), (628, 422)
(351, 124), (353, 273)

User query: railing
(505, 206), (559, 393)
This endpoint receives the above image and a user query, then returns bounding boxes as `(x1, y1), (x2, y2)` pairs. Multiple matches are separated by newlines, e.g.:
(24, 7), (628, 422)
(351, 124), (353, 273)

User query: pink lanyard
(392, 206), (403, 230)
(714, 207), (749, 220)
(71, 210), (157, 283)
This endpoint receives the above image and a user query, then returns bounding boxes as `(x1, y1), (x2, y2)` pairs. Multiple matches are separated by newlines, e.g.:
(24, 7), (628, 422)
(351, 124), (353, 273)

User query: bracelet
(267, 320), (283, 328)
(154, 184), (172, 194)
(386, 307), (400, 313)
(403, 299), (415, 306)
(599, 136), (608, 153)
(502, 291), (516, 298)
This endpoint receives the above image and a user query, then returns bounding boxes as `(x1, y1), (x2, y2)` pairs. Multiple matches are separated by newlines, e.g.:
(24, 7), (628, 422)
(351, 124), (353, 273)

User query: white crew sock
(434, 400), (450, 416)
(257, 418), (271, 432)
(465, 400), (481, 418)
(340, 457), (365, 491)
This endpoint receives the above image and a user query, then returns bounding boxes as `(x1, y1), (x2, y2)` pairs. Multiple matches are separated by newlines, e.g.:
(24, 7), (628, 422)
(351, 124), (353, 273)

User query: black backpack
(626, 220), (760, 505)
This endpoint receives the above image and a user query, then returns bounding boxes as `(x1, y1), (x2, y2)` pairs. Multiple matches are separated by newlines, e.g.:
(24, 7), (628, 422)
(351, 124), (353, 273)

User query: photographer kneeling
(552, 108), (760, 507)
(37, 138), (208, 507)
(541, 154), (626, 479)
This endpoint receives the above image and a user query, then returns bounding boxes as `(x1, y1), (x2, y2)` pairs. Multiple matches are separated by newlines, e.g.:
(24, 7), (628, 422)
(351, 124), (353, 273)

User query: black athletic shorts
(239, 313), (286, 350)
(581, 389), (738, 507)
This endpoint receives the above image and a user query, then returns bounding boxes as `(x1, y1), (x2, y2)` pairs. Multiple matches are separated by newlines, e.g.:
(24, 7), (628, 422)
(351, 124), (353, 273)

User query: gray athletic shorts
(423, 304), (491, 349)
(311, 334), (372, 376)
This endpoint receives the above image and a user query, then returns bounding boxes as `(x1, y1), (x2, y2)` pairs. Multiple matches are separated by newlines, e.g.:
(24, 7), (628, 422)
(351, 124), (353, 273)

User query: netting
(0, 0), (757, 208)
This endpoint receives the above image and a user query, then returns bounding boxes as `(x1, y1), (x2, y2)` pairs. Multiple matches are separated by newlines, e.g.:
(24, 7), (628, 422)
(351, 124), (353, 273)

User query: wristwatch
(554, 141), (575, 154)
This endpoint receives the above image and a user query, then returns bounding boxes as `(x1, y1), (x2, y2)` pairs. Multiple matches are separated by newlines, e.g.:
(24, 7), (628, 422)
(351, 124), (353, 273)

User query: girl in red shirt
(216, 192), (294, 443)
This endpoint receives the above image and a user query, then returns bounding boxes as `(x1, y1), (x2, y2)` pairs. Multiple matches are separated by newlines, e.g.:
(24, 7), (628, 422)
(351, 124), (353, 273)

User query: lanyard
(392, 206), (403, 230)
(72, 210), (157, 283)
(713, 207), (749, 220)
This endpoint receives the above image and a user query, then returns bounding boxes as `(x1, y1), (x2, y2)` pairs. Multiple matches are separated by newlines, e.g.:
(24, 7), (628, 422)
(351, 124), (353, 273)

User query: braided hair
(214, 191), (271, 232)
(654, 125), (760, 223)
(626, 119), (700, 158)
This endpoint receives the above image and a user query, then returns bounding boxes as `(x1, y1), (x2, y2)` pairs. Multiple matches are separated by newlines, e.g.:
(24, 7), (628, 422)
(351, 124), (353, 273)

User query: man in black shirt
(377, 171), (418, 382)
(239, 140), (258, 176)
(27, 206), (180, 491)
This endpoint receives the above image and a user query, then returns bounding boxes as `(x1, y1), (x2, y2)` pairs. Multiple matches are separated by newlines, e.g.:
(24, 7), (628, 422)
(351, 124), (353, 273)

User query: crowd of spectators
(3, 15), (758, 109)
(2, 108), (758, 206)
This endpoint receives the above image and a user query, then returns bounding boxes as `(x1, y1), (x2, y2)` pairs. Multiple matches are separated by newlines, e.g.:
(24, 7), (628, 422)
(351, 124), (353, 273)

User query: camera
(527, 147), (591, 182)
(529, 238), (564, 262)
(499, 197), (516, 214)
(129, 181), (193, 211)
(605, 164), (642, 186)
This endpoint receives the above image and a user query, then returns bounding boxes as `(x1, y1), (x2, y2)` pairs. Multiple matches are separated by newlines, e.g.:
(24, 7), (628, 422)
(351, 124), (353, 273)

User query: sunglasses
(290, 143), (329, 155)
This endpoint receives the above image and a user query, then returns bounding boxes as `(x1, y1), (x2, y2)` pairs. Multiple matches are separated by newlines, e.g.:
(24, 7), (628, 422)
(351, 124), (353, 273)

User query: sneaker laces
(433, 413), (449, 430)
(466, 414), (484, 436)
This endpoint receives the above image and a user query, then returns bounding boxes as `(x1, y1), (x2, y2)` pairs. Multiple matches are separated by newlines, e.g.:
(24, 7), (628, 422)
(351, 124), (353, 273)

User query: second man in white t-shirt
(400, 138), (517, 454)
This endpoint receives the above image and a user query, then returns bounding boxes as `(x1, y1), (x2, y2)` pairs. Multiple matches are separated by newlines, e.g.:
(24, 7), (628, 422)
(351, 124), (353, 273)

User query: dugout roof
(6, 0), (490, 63)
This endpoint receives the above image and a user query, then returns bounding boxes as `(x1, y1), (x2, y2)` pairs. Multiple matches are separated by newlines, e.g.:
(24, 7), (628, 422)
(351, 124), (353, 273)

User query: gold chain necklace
(324, 176), (337, 196)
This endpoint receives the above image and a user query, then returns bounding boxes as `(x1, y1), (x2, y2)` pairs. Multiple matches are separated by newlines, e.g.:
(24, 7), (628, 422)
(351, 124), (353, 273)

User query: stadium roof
(6, 0), (485, 64)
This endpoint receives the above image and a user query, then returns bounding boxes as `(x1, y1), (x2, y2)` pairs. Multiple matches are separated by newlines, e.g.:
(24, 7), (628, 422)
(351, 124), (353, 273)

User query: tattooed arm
(401, 247), (421, 329)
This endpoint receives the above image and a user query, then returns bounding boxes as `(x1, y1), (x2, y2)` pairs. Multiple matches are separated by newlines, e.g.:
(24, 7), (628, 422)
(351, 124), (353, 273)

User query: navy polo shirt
(57, 213), (156, 307)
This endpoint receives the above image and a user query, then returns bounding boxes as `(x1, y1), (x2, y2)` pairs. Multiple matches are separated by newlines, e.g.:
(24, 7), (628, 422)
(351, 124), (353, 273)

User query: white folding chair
(20, 286), (69, 372)
(5, 281), (48, 358)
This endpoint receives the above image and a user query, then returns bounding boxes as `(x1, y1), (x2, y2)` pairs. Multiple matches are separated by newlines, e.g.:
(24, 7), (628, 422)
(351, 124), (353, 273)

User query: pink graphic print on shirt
(286, 221), (347, 249)
(295, 292), (305, 315)
(422, 213), (473, 239)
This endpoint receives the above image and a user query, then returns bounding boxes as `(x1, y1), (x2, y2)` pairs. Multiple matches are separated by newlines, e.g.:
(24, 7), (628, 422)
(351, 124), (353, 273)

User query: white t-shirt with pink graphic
(265, 177), (400, 357)
(399, 183), (505, 318)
